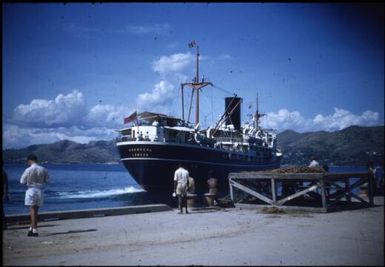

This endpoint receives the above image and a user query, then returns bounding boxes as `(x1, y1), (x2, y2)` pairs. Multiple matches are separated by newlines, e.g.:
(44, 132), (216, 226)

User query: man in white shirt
(173, 164), (189, 214)
(20, 154), (49, 237)
(308, 157), (320, 168)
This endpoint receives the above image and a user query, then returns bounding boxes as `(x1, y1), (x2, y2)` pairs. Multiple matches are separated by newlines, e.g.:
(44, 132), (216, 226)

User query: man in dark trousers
(2, 162), (9, 230)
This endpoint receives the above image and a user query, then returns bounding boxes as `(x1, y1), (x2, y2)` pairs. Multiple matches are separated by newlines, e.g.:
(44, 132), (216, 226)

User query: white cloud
(3, 95), (382, 149)
(261, 108), (381, 132)
(136, 51), (196, 115)
(12, 90), (87, 128)
(85, 104), (132, 128)
(127, 23), (171, 35)
(143, 51), (229, 116)
(136, 80), (175, 113)
(262, 109), (307, 131)
(152, 52), (194, 75)
(312, 108), (380, 131)
(3, 90), (136, 149)
(11, 90), (133, 129)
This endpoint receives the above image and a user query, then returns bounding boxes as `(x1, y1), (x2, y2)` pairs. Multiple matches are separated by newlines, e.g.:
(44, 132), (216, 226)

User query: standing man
(2, 162), (9, 230)
(374, 164), (384, 195)
(308, 157), (320, 168)
(20, 154), (49, 237)
(173, 163), (189, 214)
(207, 170), (219, 206)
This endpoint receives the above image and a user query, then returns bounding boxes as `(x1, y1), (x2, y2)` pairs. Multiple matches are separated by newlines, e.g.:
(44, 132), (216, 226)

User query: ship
(116, 42), (282, 199)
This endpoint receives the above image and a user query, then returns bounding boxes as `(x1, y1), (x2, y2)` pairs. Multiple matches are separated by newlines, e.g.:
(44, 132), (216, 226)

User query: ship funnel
(225, 97), (242, 131)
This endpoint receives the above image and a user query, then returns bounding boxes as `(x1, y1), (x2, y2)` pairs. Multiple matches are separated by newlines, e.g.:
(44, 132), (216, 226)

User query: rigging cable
(211, 84), (236, 96)
(187, 88), (195, 123)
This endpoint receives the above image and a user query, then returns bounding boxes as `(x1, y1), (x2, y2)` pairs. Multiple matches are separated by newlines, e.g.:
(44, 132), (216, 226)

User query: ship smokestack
(225, 97), (242, 131)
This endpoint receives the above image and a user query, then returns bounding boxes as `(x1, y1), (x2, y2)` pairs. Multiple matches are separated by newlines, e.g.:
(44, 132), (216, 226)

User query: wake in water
(55, 186), (145, 199)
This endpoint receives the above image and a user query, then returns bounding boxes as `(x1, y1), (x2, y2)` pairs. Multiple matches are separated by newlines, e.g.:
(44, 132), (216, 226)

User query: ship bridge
(118, 111), (196, 143)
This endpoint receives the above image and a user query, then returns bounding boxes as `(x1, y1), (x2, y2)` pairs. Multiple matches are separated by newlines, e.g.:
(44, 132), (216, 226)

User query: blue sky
(3, 3), (384, 148)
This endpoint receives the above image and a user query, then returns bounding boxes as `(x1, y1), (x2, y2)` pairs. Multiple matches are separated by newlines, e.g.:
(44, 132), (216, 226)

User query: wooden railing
(228, 171), (374, 212)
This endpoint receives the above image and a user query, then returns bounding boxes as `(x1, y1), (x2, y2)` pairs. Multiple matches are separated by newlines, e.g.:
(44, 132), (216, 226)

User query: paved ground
(3, 197), (384, 266)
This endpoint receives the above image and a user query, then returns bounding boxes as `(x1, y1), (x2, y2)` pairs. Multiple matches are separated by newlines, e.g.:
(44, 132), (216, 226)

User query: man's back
(20, 163), (49, 188)
(309, 160), (319, 168)
(174, 167), (189, 185)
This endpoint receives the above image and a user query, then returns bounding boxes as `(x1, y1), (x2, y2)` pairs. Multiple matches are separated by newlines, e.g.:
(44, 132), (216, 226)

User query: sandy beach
(3, 197), (384, 266)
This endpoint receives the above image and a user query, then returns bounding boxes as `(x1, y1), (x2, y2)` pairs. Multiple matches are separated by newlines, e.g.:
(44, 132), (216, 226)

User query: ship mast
(181, 41), (213, 126)
(255, 93), (266, 129)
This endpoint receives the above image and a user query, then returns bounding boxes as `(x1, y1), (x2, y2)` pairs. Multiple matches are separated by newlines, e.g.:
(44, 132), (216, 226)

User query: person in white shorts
(173, 163), (189, 214)
(20, 154), (49, 237)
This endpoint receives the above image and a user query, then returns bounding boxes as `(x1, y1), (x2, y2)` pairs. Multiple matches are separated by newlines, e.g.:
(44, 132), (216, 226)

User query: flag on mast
(188, 40), (197, 48)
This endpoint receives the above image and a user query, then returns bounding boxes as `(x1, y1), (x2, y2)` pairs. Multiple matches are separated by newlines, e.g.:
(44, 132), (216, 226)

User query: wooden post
(228, 171), (372, 213)
(271, 177), (276, 203)
(320, 175), (328, 212)
(231, 179), (274, 205)
(229, 178), (234, 202)
(367, 173), (374, 206)
(344, 177), (351, 204)
(275, 184), (318, 206)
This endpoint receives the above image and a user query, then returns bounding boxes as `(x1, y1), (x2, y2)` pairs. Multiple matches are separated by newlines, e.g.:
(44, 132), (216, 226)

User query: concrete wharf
(3, 197), (383, 266)
(5, 204), (171, 225)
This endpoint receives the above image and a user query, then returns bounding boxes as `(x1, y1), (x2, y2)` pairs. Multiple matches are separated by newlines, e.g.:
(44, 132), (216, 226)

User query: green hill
(3, 139), (120, 164)
(3, 125), (384, 166)
(277, 125), (384, 166)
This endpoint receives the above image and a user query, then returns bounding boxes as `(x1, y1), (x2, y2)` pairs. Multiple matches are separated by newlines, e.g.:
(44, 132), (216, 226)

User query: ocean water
(3, 163), (153, 215)
(3, 164), (369, 215)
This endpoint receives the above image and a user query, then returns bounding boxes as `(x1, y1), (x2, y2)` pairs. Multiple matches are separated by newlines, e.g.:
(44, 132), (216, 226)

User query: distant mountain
(3, 140), (120, 164)
(277, 125), (384, 166)
(3, 125), (384, 166)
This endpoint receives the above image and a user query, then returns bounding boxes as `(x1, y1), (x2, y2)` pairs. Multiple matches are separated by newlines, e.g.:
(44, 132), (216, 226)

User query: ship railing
(116, 136), (195, 144)
(116, 136), (136, 142)
(164, 138), (198, 144)
(214, 137), (243, 143)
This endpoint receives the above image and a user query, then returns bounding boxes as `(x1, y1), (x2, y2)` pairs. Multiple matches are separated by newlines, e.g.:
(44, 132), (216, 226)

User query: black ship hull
(117, 141), (281, 198)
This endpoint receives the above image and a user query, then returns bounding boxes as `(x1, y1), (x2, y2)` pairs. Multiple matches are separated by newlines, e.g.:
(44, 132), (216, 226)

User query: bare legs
(30, 205), (39, 229)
